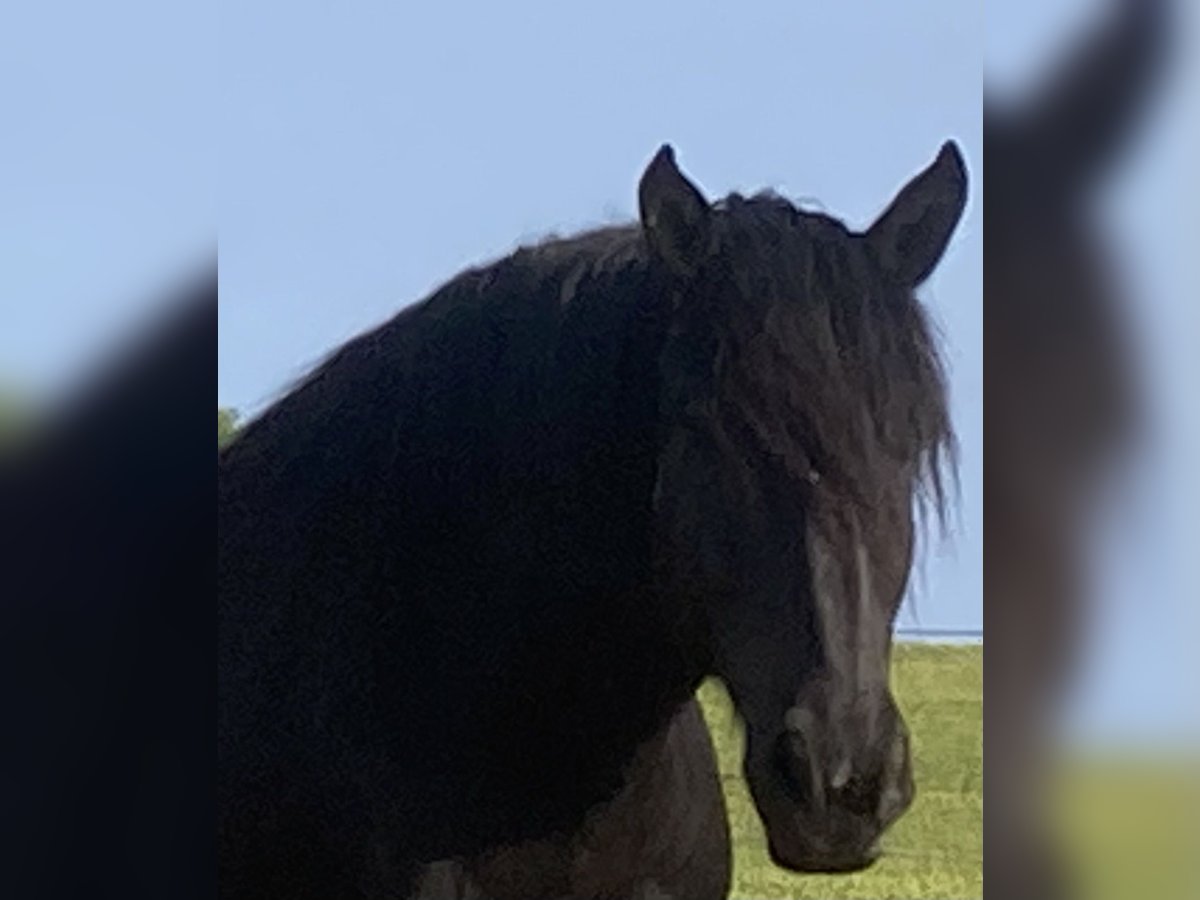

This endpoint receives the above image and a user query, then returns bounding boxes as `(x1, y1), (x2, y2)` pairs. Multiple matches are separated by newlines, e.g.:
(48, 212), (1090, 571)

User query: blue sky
(216, 0), (983, 634)
(7, 2), (987, 630)
(5, 1), (1193, 742)
(0, 1), (214, 396)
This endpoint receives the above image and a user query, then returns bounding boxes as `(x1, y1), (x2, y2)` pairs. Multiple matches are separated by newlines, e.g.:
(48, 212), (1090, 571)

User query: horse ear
(638, 145), (711, 277)
(865, 141), (968, 288)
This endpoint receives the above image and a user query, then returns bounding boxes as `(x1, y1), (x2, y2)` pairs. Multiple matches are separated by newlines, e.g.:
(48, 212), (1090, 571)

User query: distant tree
(218, 407), (240, 449)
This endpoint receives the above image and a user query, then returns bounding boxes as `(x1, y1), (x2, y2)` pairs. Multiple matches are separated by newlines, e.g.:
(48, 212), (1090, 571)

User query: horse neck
(447, 257), (709, 839)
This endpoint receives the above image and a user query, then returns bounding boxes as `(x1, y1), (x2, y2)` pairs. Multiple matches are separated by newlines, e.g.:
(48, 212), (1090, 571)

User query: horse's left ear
(639, 144), (711, 277)
(865, 141), (968, 288)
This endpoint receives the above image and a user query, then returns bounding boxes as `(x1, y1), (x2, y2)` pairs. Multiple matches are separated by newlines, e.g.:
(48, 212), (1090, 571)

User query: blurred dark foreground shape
(985, 1), (1184, 898)
(0, 269), (216, 900)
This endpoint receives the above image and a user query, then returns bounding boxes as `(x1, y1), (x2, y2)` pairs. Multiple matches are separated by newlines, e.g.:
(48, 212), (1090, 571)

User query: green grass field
(695, 643), (983, 899)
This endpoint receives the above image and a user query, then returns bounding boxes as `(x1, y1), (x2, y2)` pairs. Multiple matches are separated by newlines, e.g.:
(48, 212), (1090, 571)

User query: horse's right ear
(639, 145), (711, 277)
(865, 141), (968, 289)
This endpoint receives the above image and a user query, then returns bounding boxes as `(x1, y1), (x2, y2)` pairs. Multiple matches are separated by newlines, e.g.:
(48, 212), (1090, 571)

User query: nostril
(772, 733), (813, 804)
(876, 761), (915, 826)
(876, 779), (912, 827)
(830, 771), (880, 818)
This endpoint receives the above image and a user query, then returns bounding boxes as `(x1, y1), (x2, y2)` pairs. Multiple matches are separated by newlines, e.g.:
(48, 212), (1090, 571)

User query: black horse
(219, 140), (967, 899)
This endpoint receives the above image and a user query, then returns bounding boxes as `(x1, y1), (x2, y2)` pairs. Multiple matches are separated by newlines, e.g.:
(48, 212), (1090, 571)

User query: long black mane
(220, 224), (682, 877)
(683, 191), (954, 519)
